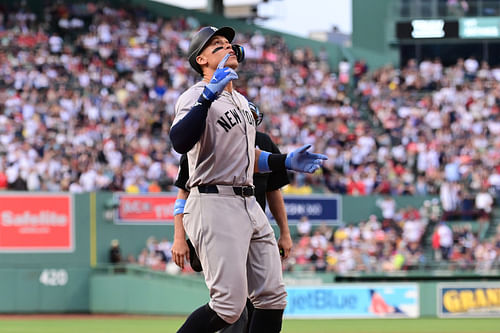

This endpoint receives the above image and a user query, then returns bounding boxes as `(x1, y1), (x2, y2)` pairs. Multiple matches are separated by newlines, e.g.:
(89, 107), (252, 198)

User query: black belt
(197, 185), (255, 197)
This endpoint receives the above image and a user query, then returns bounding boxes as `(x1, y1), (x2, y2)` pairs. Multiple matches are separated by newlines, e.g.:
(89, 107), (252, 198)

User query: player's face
(198, 36), (238, 71)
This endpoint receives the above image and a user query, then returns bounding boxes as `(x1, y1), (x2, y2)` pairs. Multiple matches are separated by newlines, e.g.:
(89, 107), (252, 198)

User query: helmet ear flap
(232, 44), (245, 63)
(248, 101), (263, 126)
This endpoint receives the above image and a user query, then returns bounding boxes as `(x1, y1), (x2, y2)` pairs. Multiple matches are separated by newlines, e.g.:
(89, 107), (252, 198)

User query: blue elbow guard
(174, 199), (186, 216)
(258, 151), (272, 173)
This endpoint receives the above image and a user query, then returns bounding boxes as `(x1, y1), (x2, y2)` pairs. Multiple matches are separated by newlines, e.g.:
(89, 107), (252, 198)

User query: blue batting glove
(202, 53), (239, 102)
(285, 144), (328, 173)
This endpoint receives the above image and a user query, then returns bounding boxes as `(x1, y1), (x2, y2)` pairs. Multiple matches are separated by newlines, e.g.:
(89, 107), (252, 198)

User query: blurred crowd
(0, 2), (182, 192)
(0, 1), (350, 193)
(109, 235), (183, 273)
(2, 1), (500, 208)
(284, 199), (500, 273)
(1, 2), (500, 273)
(114, 198), (500, 274)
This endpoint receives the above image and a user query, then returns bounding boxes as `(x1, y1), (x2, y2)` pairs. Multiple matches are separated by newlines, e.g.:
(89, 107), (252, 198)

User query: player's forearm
(170, 97), (212, 154)
(174, 214), (186, 240)
(266, 189), (290, 236)
(255, 149), (287, 173)
(174, 189), (189, 240)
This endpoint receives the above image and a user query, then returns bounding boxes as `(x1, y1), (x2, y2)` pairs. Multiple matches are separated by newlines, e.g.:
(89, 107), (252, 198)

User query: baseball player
(172, 102), (292, 333)
(169, 26), (327, 333)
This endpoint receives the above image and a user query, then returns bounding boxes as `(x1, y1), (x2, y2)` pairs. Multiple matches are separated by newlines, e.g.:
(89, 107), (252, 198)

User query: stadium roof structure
(151, 0), (277, 20)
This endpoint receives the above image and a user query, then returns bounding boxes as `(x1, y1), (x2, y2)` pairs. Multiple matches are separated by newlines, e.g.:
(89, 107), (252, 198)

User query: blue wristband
(258, 151), (272, 173)
(174, 199), (186, 216)
(285, 153), (292, 169)
(202, 87), (217, 102)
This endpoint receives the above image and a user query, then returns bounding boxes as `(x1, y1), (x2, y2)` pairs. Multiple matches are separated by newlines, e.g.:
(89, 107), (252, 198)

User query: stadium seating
(0, 1), (498, 275)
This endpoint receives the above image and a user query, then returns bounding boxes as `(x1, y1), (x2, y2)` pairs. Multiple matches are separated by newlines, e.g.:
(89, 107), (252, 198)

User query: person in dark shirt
(109, 239), (122, 264)
(171, 103), (291, 333)
(175, 131), (289, 212)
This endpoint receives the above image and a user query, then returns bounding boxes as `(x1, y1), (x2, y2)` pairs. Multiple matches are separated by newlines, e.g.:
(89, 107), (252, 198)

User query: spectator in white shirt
(377, 196), (396, 221)
(297, 216), (312, 237)
(476, 187), (494, 215)
(437, 221), (453, 260)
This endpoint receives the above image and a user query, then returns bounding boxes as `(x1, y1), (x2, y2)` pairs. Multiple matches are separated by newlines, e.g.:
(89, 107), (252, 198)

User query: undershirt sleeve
(170, 96), (212, 154)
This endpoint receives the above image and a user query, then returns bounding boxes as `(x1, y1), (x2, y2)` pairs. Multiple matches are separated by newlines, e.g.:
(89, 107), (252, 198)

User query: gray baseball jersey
(172, 81), (287, 324)
(173, 81), (257, 189)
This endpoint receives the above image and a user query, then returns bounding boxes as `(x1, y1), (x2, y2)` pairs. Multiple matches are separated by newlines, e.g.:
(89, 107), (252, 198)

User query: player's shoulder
(233, 89), (247, 99)
(176, 82), (206, 108)
(256, 131), (280, 153)
(256, 131), (272, 143)
(233, 90), (250, 107)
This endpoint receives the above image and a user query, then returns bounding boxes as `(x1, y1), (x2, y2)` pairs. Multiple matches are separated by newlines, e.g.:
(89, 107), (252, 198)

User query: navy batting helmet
(188, 26), (235, 75)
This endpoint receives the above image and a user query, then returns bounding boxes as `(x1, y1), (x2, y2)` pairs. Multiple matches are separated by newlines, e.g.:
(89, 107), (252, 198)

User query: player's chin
(228, 58), (239, 69)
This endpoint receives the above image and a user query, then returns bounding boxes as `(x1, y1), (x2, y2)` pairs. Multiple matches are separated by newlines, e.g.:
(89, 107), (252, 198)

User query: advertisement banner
(284, 284), (419, 319)
(114, 194), (176, 224)
(0, 194), (73, 252)
(438, 282), (500, 318)
(116, 193), (341, 225)
(459, 18), (500, 38)
(268, 194), (341, 224)
(396, 20), (459, 39)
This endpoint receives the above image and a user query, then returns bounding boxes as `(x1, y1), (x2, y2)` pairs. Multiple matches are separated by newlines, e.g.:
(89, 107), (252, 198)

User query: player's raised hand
(285, 144), (328, 173)
(216, 52), (231, 70)
(202, 53), (239, 102)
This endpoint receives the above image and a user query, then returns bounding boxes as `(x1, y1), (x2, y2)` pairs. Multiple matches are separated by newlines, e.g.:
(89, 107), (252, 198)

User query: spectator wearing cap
(109, 239), (122, 264)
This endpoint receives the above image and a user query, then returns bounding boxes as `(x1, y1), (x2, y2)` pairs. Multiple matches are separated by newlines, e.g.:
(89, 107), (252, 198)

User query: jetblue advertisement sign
(285, 284), (419, 319)
(268, 195), (341, 224)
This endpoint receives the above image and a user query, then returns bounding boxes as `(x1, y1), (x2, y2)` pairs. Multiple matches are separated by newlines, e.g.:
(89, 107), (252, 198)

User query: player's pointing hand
(202, 53), (238, 102)
(217, 52), (231, 69)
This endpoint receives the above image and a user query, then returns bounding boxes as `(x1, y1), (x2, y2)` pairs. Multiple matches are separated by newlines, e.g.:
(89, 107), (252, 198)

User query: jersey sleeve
(174, 154), (190, 191)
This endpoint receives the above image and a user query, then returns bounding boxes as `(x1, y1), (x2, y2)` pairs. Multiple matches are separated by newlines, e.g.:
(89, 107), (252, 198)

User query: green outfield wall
(89, 266), (209, 315)
(0, 267), (90, 313)
(88, 268), (500, 318)
(0, 191), (489, 316)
